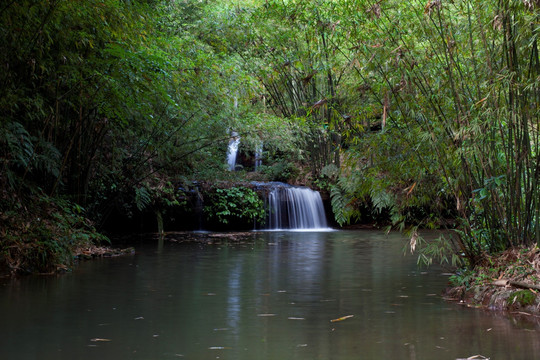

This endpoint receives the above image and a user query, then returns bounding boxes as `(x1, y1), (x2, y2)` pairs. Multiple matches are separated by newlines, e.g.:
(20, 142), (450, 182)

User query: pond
(0, 230), (539, 359)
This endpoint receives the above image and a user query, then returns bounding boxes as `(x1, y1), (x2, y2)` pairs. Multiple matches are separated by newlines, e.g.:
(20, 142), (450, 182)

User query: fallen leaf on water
(90, 338), (111, 342)
(330, 315), (354, 322)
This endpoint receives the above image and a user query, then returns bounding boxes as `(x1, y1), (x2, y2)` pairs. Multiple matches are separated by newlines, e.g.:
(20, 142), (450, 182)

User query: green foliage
(508, 290), (536, 307)
(135, 186), (152, 212)
(0, 193), (108, 274)
(245, 0), (540, 265)
(0, 121), (61, 191)
(259, 161), (299, 183)
(410, 230), (464, 268)
(449, 268), (476, 288)
(2, 0), (539, 271)
(204, 186), (265, 227)
(329, 184), (351, 226)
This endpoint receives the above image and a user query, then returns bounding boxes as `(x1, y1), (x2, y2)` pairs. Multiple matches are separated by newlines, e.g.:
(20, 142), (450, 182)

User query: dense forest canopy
(0, 0), (538, 272)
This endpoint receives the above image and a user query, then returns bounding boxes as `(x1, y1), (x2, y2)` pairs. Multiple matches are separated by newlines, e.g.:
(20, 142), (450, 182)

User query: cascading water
(227, 132), (240, 171)
(254, 143), (263, 171)
(259, 182), (329, 230)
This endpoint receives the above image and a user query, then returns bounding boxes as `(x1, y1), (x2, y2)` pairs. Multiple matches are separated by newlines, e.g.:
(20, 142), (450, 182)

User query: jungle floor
(444, 245), (540, 319)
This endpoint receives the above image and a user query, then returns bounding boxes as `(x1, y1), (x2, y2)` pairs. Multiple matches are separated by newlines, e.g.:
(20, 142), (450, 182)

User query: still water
(1, 231), (539, 360)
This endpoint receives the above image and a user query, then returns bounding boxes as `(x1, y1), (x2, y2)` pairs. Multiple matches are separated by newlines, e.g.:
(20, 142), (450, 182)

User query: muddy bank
(73, 244), (135, 261)
(141, 231), (262, 245)
(444, 245), (540, 318)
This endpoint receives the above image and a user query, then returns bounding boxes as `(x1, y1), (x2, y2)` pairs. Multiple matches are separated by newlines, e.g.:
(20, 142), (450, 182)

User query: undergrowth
(0, 190), (108, 274)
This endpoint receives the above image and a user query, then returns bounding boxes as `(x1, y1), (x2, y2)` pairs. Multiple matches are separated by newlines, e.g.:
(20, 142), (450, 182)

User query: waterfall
(260, 182), (329, 230)
(254, 143), (263, 171)
(227, 132), (240, 171)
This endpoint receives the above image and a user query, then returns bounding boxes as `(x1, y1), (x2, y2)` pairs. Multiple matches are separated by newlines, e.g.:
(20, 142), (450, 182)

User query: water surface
(1, 231), (539, 359)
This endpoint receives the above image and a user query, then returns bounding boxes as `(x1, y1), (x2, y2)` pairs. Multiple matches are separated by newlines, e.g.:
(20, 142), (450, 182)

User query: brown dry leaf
(410, 230), (419, 254)
(425, 0), (442, 14)
(367, 3), (381, 18)
(330, 315), (354, 322)
(406, 182), (417, 197)
(312, 99), (327, 109)
(492, 279), (509, 287)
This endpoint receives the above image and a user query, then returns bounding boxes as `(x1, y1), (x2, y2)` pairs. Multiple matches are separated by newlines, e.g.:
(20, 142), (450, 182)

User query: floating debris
(209, 346), (232, 350)
(330, 315), (354, 322)
(90, 338), (111, 342)
(134, 316), (144, 320)
(296, 344), (308, 347)
(257, 313), (276, 317)
(287, 317), (305, 320)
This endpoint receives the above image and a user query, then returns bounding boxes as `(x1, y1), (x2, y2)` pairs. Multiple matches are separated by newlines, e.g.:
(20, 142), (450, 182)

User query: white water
(227, 132), (240, 171)
(266, 184), (329, 230)
(255, 143), (263, 171)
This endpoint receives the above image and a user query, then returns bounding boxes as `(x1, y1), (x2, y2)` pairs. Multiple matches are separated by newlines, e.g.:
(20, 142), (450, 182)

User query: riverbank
(73, 244), (135, 261)
(444, 245), (540, 317)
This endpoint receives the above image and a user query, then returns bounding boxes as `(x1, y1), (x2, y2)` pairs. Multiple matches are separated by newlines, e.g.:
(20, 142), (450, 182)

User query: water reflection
(0, 231), (539, 360)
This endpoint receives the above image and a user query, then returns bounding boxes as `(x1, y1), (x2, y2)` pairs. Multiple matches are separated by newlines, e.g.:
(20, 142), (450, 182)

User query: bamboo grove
(1, 0), (539, 271)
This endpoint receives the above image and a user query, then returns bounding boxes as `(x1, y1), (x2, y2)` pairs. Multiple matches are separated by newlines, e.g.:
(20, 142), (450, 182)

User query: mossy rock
(507, 290), (536, 307)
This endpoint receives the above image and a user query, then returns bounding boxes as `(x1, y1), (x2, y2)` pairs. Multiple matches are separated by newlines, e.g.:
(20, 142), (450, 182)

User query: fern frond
(330, 185), (348, 226)
(3, 122), (34, 169)
(135, 186), (152, 211)
(34, 137), (61, 178)
(371, 189), (395, 214)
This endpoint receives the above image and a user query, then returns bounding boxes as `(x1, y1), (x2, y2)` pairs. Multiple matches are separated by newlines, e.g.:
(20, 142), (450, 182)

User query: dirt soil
(444, 245), (540, 317)
(73, 244), (135, 260)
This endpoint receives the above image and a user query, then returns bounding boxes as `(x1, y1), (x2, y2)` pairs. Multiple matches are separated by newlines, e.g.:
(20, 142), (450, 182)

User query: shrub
(204, 186), (265, 229)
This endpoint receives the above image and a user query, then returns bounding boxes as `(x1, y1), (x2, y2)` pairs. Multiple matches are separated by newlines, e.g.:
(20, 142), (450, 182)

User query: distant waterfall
(254, 143), (263, 171)
(260, 182), (329, 230)
(227, 132), (240, 171)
